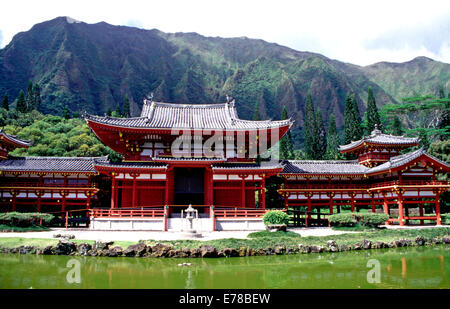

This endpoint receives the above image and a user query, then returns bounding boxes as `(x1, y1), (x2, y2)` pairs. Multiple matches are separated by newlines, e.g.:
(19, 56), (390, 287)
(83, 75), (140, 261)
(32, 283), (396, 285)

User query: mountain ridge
(0, 17), (448, 141)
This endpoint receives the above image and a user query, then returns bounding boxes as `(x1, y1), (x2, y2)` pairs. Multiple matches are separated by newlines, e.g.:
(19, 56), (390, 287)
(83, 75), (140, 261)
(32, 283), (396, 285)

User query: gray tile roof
(0, 156), (107, 173)
(366, 148), (450, 174)
(340, 128), (418, 152)
(212, 161), (283, 171)
(0, 130), (31, 147)
(93, 159), (168, 170)
(85, 100), (293, 130)
(282, 160), (368, 175)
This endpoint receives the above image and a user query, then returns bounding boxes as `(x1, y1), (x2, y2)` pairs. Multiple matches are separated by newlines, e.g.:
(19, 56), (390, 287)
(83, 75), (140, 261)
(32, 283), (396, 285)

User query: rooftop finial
(147, 92), (154, 102)
(226, 94), (230, 103)
(371, 124), (382, 136)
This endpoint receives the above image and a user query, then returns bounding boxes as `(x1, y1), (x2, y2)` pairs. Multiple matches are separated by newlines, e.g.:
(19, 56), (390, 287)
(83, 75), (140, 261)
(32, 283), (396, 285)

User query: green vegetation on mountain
(0, 17), (448, 151)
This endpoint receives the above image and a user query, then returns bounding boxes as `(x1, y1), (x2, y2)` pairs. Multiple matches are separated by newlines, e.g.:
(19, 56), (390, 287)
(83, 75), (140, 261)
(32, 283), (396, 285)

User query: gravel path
(0, 227), (356, 242)
(0, 225), (446, 242)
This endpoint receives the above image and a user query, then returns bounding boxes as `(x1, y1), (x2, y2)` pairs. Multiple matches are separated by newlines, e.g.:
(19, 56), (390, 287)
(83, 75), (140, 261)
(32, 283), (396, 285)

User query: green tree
(325, 114), (342, 160)
(303, 93), (316, 159)
(343, 93), (362, 144)
(2, 93), (8, 110)
(313, 108), (326, 160)
(62, 106), (70, 119)
(106, 107), (112, 116)
(16, 90), (27, 113)
(364, 87), (381, 134)
(32, 84), (41, 111)
(279, 106), (294, 159)
(113, 104), (122, 117)
(24, 81), (34, 112)
(123, 94), (130, 117)
(438, 84), (445, 99)
(417, 128), (430, 150)
(391, 115), (404, 136)
(253, 101), (261, 121)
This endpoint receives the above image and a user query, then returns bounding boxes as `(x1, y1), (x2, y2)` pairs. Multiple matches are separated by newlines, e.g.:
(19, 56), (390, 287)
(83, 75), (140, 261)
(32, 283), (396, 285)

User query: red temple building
(1, 99), (449, 231)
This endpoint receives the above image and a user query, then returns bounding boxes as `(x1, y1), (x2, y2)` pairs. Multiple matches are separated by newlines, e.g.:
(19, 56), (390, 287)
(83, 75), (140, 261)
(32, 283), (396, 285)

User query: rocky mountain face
(1, 17), (448, 138)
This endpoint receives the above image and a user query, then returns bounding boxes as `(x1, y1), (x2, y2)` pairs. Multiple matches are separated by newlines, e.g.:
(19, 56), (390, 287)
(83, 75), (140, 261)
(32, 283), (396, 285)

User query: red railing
(370, 180), (449, 188)
(213, 207), (268, 219)
(90, 208), (165, 218)
(0, 182), (93, 188)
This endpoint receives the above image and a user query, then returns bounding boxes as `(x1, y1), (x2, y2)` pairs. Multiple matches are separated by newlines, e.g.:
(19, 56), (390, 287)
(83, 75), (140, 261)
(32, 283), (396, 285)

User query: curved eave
(0, 169), (96, 175)
(281, 173), (365, 178)
(213, 167), (283, 175)
(85, 115), (293, 133)
(366, 152), (450, 177)
(339, 141), (419, 153)
(0, 133), (31, 148)
(94, 164), (168, 174)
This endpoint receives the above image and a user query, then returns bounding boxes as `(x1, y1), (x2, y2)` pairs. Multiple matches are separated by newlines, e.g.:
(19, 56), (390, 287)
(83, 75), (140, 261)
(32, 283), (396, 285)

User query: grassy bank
(0, 224), (51, 232)
(0, 227), (449, 253)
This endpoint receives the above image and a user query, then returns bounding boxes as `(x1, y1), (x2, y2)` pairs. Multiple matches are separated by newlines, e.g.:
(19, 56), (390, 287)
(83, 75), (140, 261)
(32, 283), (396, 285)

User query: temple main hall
(0, 98), (449, 231)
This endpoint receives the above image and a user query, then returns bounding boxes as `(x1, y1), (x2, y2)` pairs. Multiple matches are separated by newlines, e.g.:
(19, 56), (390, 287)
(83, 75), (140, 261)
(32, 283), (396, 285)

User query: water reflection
(0, 246), (448, 289)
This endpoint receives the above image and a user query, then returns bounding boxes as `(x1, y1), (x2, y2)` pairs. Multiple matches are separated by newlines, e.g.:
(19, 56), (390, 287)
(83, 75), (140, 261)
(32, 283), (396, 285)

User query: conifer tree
(303, 93), (316, 159)
(313, 108), (326, 160)
(16, 90), (26, 113)
(438, 84), (445, 99)
(2, 93), (8, 110)
(115, 104), (122, 117)
(123, 94), (130, 117)
(279, 106), (294, 159)
(344, 94), (363, 144)
(391, 116), (404, 136)
(32, 83), (41, 111)
(62, 106), (70, 119)
(325, 114), (341, 160)
(364, 87), (381, 134)
(106, 107), (112, 116)
(25, 81), (34, 112)
(252, 101), (261, 121)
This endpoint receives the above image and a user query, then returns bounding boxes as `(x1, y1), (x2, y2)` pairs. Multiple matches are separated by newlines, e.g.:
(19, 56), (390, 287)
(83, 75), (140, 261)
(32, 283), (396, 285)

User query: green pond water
(0, 246), (449, 289)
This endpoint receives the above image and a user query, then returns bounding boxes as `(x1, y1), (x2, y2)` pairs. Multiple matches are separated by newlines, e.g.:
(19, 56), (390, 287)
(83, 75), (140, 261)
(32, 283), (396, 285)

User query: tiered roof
(85, 100), (293, 130)
(281, 148), (450, 176)
(0, 156), (107, 174)
(0, 129), (31, 148)
(339, 127), (418, 153)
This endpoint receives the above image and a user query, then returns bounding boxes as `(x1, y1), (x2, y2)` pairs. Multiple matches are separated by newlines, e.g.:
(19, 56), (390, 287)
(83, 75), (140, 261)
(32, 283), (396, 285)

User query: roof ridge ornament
(370, 124), (382, 137)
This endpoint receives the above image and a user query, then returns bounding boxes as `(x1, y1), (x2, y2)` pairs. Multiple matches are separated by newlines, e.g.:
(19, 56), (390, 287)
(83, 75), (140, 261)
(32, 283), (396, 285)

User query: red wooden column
(306, 192), (312, 221)
(397, 189), (404, 226)
(371, 193), (376, 213)
(383, 192), (390, 225)
(131, 174), (137, 207)
(11, 190), (17, 212)
(328, 192), (335, 214)
(164, 176), (169, 205)
(434, 189), (442, 225)
(111, 177), (116, 208)
(419, 202), (424, 225)
(36, 190), (42, 213)
(240, 175), (246, 208)
(61, 190), (67, 219)
(350, 192), (355, 212)
(261, 175), (266, 210)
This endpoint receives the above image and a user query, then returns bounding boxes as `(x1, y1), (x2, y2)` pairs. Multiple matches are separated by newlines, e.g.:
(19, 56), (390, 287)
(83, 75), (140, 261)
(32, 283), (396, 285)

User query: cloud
(363, 14), (450, 62)
(0, 29), (3, 48)
(126, 19), (144, 29)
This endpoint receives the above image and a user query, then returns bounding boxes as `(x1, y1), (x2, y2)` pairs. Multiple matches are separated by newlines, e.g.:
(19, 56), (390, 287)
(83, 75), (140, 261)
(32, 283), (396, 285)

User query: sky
(0, 0), (449, 66)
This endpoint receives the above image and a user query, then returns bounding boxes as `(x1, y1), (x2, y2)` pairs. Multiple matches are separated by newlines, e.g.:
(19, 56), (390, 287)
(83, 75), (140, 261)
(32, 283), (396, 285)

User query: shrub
(328, 213), (357, 227)
(359, 213), (389, 227)
(262, 210), (289, 226)
(0, 212), (54, 227)
(328, 213), (389, 228)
